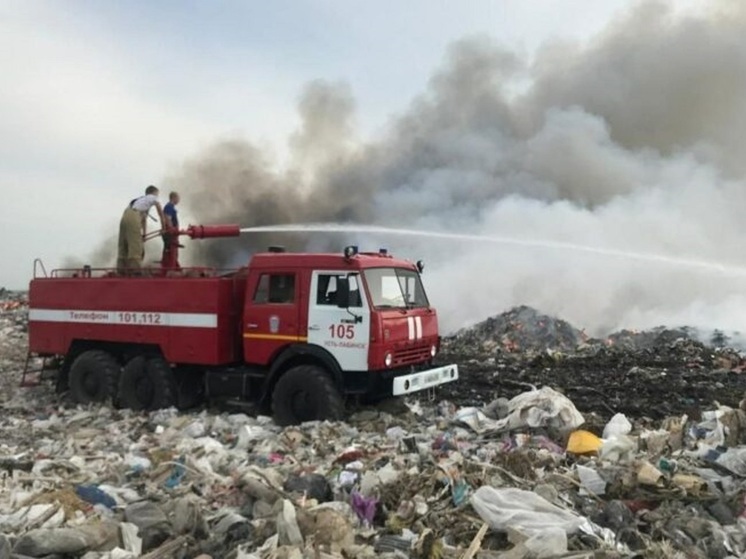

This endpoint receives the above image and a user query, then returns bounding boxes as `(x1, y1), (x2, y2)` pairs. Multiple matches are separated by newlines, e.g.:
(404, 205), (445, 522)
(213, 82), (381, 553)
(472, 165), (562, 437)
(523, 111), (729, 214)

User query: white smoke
(169, 0), (746, 336)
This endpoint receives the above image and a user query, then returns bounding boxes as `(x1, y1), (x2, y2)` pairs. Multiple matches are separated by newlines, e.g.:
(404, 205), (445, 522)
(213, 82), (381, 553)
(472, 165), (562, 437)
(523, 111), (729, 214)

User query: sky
(0, 0), (645, 289)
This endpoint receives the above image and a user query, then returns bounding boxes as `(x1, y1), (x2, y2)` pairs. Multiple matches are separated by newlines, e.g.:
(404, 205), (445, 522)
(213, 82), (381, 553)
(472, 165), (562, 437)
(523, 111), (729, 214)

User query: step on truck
(26, 224), (459, 425)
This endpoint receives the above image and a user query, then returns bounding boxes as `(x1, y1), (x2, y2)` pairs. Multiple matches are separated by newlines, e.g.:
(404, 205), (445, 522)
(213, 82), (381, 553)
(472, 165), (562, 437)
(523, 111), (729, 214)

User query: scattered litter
(603, 413), (632, 439)
(75, 485), (117, 509)
(576, 464), (606, 496)
(636, 461), (665, 486)
(567, 430), (603, 455)
(1, 294), (746, 556)
(471, 486), (586, 535)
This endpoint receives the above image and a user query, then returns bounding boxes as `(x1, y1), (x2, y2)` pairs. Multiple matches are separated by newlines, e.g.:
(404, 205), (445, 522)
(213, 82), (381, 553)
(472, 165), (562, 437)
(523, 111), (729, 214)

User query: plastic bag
(503, 387), (585, 431)
(276, 500), (303, 546)
(603, 413), (632, 439)
(715, 447), (746, 476)
(457, 387), (584, 433)
(576, 465), (606, 496)
(454, 407), (495, 434)
(599, 435), (636, 463)
(525, 527), (568, 558)
(470, 486), (585, 536)
(75, 485), (116, 509)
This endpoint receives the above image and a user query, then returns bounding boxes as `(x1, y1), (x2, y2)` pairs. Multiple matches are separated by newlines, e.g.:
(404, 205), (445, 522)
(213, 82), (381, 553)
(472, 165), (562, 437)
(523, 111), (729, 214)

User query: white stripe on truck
(28, 309), (217, 328)
(407, 316), (423, 340)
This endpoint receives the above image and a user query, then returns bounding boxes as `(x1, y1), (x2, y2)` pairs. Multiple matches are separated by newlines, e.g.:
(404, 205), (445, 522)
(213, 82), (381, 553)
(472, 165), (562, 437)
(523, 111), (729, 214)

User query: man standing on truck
(161, 191), (181, 259)
(117, 185), (166, 275)
(163, 191), (180, 229)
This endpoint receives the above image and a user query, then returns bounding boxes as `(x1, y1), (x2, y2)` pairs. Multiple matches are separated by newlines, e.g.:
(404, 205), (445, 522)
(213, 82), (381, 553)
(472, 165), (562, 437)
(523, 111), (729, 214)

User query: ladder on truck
(20, 353), (60, 387)
(19, 258), (60, 387)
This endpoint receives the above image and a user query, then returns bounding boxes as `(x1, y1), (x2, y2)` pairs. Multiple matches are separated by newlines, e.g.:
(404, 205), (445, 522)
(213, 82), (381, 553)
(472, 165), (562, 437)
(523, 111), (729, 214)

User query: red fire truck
(26, 224), (458, 424)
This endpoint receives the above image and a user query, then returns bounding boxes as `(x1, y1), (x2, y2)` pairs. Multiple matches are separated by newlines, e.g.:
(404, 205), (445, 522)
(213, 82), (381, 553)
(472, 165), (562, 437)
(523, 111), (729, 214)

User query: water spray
(240, 223), (746, 278)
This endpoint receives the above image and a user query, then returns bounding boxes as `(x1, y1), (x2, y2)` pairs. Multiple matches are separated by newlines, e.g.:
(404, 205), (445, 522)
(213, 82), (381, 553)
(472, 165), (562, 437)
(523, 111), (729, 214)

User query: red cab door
(242, 270), (302, 365)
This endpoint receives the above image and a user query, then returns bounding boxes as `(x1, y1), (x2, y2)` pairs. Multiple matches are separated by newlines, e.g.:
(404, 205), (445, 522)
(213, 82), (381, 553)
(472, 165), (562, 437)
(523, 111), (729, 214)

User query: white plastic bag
(456, 387), (584, 433)
(525, 527), (568, 558)
(599, 435), (636, 463)
(503, 387), (585, 431)
(576, 465), (606, 496)
(603, 413), (632, 439)
(470, 486), (585, 536)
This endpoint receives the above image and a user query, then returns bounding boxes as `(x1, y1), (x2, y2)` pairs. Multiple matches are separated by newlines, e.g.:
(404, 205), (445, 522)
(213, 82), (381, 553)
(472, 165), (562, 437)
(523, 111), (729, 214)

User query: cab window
(254, 273), (295, 304)
(363, 268), (429, 309)
(316, 274), (362, 307)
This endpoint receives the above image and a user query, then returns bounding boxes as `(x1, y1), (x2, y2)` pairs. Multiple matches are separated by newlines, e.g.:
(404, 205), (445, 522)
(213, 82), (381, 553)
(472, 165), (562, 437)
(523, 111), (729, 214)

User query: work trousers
(117, 208), (143, 274)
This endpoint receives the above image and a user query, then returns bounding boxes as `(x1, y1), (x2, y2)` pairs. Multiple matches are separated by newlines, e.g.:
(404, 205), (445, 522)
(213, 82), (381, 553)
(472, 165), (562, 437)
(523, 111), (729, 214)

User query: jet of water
(240, 222), (746, 278)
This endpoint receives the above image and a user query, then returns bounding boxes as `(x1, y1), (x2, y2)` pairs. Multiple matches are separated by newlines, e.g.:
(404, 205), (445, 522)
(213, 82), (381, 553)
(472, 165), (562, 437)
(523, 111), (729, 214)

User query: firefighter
(117, 185), (166, 275)
(163, 191), (180, 229)
(161, 191), (181, 259)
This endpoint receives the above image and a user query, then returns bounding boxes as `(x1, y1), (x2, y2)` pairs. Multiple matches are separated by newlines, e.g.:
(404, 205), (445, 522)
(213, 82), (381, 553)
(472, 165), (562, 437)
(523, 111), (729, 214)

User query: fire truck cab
(27, 235), (458, 425)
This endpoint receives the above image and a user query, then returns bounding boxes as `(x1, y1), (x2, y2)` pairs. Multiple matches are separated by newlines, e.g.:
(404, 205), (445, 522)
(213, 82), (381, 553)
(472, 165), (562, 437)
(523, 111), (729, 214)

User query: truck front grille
(393, 345), (431, 366)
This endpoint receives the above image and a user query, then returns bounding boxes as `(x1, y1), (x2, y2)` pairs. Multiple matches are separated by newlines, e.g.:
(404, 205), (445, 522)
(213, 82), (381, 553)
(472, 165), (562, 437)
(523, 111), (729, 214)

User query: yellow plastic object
(566, 430), (603, 454)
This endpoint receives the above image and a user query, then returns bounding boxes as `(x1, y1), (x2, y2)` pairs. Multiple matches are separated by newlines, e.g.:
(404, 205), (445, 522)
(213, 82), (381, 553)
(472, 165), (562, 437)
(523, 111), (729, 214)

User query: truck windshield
(363, 268), (430, 309)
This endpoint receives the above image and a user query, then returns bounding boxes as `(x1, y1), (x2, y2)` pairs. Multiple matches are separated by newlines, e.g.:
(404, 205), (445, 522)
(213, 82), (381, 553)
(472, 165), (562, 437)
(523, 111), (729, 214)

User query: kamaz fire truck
(26, 224), (458, 424)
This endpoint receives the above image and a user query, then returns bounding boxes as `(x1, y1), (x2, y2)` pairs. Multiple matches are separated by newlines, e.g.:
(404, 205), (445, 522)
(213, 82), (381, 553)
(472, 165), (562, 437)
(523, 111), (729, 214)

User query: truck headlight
(430, 345), (437, 357)
(384, 353), (393, 367)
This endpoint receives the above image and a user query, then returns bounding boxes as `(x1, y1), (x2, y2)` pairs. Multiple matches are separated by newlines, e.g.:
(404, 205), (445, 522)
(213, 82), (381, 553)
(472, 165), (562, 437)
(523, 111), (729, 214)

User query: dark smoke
(167, 80), (379, 264)
(157, 1), (746, 334)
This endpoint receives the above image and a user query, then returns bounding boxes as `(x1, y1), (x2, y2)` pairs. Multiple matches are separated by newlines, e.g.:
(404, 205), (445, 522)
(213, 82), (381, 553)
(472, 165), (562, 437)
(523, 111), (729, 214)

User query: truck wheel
(272, 365), (344, 426)
(118, 356), (176, 411)
(174, 368), (205, 410)
(68, 350), (120, 404)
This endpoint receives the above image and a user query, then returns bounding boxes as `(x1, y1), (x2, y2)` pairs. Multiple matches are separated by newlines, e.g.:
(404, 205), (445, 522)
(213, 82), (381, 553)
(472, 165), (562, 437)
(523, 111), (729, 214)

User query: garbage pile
(2, 386), (746, 558)
(441, 307), (746, 418)
(449, 306), (586, 356)
(3, 292), (746, 557)
(0, 289), (32, 407)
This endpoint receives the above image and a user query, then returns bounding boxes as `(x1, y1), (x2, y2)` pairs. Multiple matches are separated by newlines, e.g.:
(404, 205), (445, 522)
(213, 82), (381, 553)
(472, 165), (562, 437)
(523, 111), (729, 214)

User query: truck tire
(174, 368), (205, 410)
(118, 356), (176, 411)
(272, 365), (344, 426)
(68, 350), (120, 404)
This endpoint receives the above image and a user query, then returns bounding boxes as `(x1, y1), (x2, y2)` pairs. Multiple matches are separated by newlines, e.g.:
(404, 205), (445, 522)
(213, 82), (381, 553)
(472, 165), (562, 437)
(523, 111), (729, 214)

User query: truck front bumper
(392, 364), (459, 396)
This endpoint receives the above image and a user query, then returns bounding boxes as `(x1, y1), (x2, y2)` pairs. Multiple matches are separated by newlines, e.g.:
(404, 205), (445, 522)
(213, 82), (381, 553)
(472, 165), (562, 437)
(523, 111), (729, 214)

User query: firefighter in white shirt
(117, 185), (167, 274)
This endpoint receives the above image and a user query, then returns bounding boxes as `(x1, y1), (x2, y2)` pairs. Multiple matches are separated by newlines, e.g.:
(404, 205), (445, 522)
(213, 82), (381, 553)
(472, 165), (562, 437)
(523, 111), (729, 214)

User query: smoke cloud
(162, 0), (746, 336)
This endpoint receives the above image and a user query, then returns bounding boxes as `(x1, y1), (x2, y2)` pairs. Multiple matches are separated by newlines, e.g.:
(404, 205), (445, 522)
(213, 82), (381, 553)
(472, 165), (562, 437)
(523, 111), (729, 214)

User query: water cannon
(145, 223), (241, 273)
(184, 224), (241, 239)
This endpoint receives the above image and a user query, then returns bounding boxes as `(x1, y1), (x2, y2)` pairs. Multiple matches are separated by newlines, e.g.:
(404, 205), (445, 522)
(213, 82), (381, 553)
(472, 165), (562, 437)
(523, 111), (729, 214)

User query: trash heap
(441, 307), (746, 416)
(1, 387), (746, 558)
(2, 293), (746, 557)
(0, 289), (31, 407)
(448, 306), (586, 356)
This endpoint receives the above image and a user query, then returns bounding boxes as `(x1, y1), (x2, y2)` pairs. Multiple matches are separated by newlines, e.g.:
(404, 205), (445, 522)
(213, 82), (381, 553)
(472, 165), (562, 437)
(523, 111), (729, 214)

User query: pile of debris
(449, 306), (586, 357)
(0, 289), (29, 350)
(2, 293), (746, 557)
(0, 289), (33, 407)
(1, 385), (746, 557)
(440, 307), (746, 418)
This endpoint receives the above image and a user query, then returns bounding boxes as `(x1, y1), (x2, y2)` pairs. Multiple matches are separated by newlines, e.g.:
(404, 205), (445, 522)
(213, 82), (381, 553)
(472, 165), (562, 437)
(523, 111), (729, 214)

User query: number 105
(329, 324), (355, 339)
